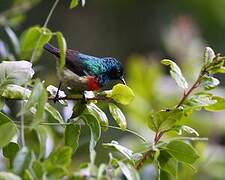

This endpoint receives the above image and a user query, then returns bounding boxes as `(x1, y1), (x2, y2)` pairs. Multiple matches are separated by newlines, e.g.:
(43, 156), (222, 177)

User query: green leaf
(205, 96), (225, 111)
(0, 172), (21, 180)
(56, 32), (67, 70)
(109, 103), (126, 130)
(20, 80), (44, 114)
(107, 84), (135, 105)
(103, 141), (134, 161)
(203, 47), (215, 66)
(164, 140), (199, 164)
(117, 161), (140, 180)
(200, 75), (220, 90)
(82, 113), (101, 163)
(20, 26), (52, 61)
(0, 61), (34, 87)
(158, 150), (178, 177)
(148, 109), (183, 132)
(0, 112), (17, 148)
(23, 170), (33, 180)
(65, 124), (81, 153)
(86, 103), (109, 130)
(45, 103), (64, 124)
(32, 161), (43, 179)
(3, 142), (20, 167)
(31, 85), (47, 128)
(45, 147), (72, 167)
(174, 125), (199, 136)
(185, 93), (217, 109)
(70, 0), (79, 9)
(161, 59), (188, 89)
(13, 147), (33, 176)
(2, 85), (31, 99)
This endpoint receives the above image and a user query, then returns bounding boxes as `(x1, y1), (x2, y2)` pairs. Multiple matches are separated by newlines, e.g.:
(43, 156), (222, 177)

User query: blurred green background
(1, 0), (225, 179)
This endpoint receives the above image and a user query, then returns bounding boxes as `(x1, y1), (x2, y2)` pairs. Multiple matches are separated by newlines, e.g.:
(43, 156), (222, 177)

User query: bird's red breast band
(87, 76), (101, 91)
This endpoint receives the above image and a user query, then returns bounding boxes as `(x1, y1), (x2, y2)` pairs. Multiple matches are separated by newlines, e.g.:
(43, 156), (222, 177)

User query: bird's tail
(44, 43), (60, 57)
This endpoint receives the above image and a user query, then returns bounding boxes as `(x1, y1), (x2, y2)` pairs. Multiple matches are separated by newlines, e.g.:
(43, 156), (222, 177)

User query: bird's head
(99, 57), (126, 86)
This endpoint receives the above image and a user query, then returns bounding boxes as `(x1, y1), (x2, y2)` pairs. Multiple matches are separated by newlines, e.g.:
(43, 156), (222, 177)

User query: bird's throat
(87, 76), (101, 91)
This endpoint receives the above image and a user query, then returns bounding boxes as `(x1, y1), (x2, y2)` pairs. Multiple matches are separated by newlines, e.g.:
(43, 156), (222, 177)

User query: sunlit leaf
(0, 112), (17, 148)
(109, 103), (126, 130)
(0, 61), (34, 87)
(45, 103), (64, 124)
(86, 103), (108, 130)
(161, 59), (188, 89)
(203, 47), (215, 66)
(70, 0), (78, 9)
(103, 141), (133, 160)
(185, 93), (217, 109)
(56, 32), (67, 70)
(148, 109), (183, 132)
(20, 26), (52, 61)
(200, 75), (220, 90)
(107, 84), (135, 105)
(2, 85), (31, 99)
(205, 96), (225, 111)
(174, 125), (199, 136)
(117, 161), (140, 180)
(164, 140), (199, 164)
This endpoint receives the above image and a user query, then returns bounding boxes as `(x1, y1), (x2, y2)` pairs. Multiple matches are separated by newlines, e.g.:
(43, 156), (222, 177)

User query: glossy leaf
(203, 47), (215, 66)
(2, 85), (31, 99)
(184, 93), (216, 109)
(35, 126), (48, 159)
(13, 147), (33, 176)
(0, 61), (34, 87)
(117, 161), (140, 180)
(175, 125), (199, 136)
(20, 80), (44, 114)
(45, 103), (64, 124)
(148, 109), (183, 132)
(107, 84), (135, 105)
(205, 96), (225, 111)
(20, 26), (52, 60)
(161, 59), (188, 89)
(70, 0), (78, 8)
(164, 140), (199, 164)
(200, 75), (220, 90)
(56, 32), (67, 70)
(0, 112), (17, 148)
(82, 113), (101, 162)
(86, 103), (108, 129)
(65, 124), (81, 152)
(103, 141), (133, 160)
(109, 103), (126, 130)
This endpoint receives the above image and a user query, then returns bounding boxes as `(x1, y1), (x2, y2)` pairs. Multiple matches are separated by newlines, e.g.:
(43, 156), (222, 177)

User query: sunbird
(44, 43), (125, 96)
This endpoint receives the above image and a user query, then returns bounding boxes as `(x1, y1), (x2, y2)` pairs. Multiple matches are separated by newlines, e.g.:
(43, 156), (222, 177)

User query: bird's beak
(120, 76), (126, 85)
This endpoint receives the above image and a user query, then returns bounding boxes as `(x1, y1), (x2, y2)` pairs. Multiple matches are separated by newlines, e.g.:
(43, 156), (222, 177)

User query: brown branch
(135, 150), (155, 170)
(135, 66), (210, 170)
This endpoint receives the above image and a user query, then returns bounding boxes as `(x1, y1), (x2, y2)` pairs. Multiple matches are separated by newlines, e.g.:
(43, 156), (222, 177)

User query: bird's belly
(62, 69), (88, 93)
